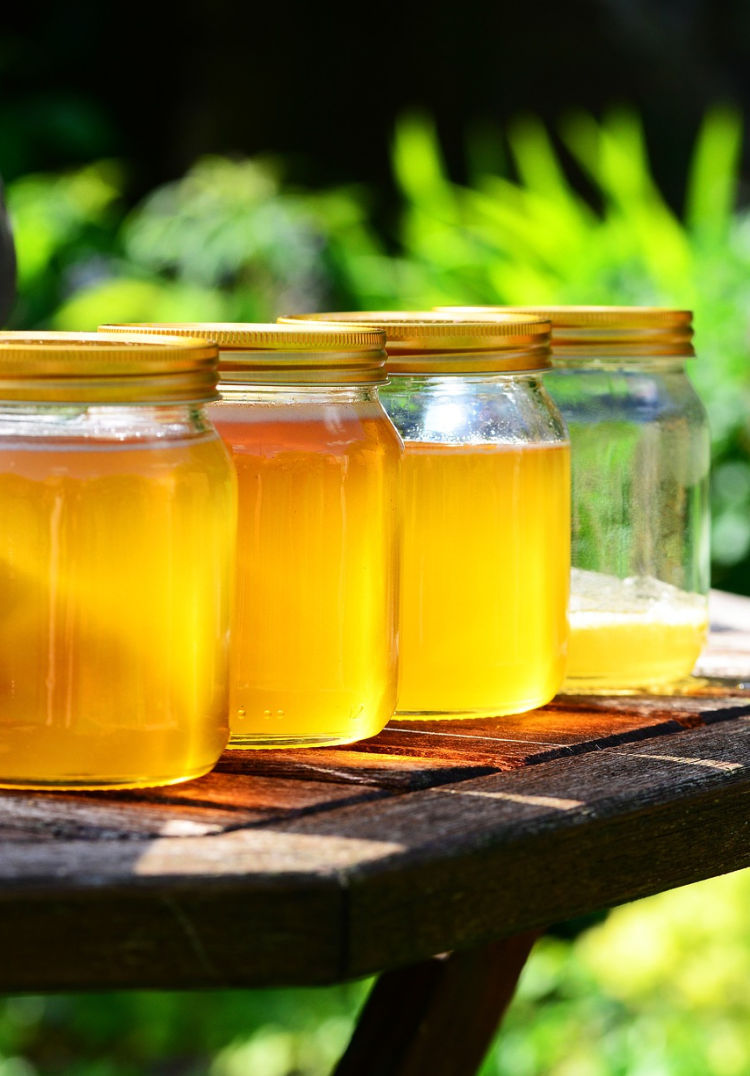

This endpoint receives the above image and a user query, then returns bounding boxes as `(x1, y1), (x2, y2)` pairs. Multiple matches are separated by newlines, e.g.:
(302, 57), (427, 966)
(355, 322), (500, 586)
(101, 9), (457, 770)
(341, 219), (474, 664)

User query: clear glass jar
(113, 323), (401, 748)
(284, 312), (570, 718)
(0, 332), (236, 789)
(441, 306), (711, 691)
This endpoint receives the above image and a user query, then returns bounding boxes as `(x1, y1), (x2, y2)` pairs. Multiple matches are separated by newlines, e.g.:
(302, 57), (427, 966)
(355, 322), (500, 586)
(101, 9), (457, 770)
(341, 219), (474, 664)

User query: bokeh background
(3, 1), (750, 1072)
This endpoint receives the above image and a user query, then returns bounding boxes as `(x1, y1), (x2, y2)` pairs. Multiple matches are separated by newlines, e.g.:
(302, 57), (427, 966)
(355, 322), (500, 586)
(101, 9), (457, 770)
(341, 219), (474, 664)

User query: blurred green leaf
(686, 107), (742, 243)
(4, 107), (750, 590)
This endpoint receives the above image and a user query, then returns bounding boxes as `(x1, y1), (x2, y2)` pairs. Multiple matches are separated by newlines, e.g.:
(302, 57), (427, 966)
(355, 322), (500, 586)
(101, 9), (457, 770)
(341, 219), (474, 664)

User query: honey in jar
(282, 312), (570, 718)
(106, 323), (401, 747)
(0, 332), (236, 789)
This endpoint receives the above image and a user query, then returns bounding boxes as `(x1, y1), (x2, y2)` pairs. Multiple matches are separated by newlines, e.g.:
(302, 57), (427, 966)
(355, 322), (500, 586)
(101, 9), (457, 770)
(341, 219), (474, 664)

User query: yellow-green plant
(5, 110), (750, 587)
(390, 109), (750, 587)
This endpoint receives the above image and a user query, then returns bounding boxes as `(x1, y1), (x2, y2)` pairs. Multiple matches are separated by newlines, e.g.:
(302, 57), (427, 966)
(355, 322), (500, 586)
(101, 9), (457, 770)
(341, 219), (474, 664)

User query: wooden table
(1, 593), (749, 1076)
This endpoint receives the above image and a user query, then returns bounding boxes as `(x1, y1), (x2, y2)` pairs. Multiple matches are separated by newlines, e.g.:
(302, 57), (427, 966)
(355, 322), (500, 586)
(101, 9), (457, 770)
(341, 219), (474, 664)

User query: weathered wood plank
(710, 589), (750, 632)
(0, 879), (347, 991)
(277, 719), (750, 976)
(350, 696), (750, 770)
(695, 590), (750, 682)
(0, 772), (391, 842)
(1, 716), (750, 988)
(216, 748), (496, 790)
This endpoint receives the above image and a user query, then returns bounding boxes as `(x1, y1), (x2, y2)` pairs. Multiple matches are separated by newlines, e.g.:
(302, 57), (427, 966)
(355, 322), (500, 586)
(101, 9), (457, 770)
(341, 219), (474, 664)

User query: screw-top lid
(435, 306), (695, 358)
(0, 331), (219, 403)
(100, 322), (388, 385)
(278, 311), (551, 373)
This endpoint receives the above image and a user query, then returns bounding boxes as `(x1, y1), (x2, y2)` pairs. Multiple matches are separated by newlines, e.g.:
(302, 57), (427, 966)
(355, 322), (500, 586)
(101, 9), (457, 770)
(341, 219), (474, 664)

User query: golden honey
(0, 332), (235, 789)
(565, 570), (707, 691)
(281, 311), (569, 718)
(0, 430), (234, 788)
(397, 441), (570, 715)
(105, 322), (400, 748)
(211, 400), (400, 745)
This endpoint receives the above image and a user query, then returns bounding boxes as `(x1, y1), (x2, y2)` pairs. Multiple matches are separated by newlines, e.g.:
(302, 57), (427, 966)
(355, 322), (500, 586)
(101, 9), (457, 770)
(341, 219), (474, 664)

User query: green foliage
(6, 107), (750, 588)
(6, 161), (124, 329)
(484, 870), (750, 1076)
(388, 109), (750, 588)
(0, 982), (368, 1076)
(17, 155), (397, 331)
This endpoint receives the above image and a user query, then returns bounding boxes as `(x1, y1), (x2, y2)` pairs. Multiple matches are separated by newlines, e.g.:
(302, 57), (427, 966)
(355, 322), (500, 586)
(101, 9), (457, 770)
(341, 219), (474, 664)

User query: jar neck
(550, 357), (690, 373)
(0, 402), (212, 441)
(385, 372), (542, 391)
(217, 382), (382, 405)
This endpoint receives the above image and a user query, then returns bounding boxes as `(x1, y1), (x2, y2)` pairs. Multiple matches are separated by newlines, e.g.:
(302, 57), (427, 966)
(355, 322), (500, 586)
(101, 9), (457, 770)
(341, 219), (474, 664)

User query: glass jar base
(0, 763), (217, 792)
(227, 732), (380, 749)
(395, 698), (554, 720)
(561, 673), (700, 696)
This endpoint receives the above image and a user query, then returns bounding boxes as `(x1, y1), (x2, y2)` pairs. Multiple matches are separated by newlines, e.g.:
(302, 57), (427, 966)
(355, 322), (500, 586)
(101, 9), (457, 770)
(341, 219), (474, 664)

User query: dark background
(3, 0), (750, 203)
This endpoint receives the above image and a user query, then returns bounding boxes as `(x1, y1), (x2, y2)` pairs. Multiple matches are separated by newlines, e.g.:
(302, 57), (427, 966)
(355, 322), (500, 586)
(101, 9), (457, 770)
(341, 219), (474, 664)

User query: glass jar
(440, 306), (711, 692)
(108, 323), (401, 748)
(283, 312), (570, 719)
(0, 332), (236, 789)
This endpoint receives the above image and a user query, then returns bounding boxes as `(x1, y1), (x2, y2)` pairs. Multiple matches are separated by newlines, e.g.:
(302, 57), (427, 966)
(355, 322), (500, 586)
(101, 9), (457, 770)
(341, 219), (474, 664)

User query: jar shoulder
(544, 366), (709, 428)
(208, 395), (402, 460)
(381, 375), (568, 445)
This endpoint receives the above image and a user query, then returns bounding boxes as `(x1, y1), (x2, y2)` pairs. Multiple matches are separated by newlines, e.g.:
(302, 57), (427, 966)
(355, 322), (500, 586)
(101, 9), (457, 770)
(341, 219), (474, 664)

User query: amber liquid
(212, 401), (400, 747)
(0, 432), (235, 789)
(564, 569), (708, 691)
(397, 441), (570, 717)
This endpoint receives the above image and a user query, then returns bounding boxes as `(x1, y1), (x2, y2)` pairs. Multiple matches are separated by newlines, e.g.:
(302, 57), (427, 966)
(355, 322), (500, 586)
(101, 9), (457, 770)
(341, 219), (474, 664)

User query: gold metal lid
(0, 331), (219, 403)
(278, 311), (551, 373)
(100, 322), (388, 385)
(435, 306), (695, 358)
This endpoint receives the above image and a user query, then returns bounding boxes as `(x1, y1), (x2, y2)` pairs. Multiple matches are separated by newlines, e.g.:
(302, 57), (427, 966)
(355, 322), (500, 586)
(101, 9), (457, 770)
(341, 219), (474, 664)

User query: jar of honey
(0, 332), (236, 789)
(282, 312), (570, 719)
(439, 306), (710, 692)
(105, 323), (401, 748)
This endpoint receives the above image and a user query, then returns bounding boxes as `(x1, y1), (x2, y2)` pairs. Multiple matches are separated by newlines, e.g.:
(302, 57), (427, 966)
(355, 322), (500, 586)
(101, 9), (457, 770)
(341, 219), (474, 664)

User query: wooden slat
(0, 771), (391, 842)
(0, 879), (347, 991)
(710, 588), (750, 631)
(1, 715), (750, 988)
(324, 720), (750, 976)
(695, 590), (750, 682)
(216, 748), (496, 790)
(350, 695), (750, 770)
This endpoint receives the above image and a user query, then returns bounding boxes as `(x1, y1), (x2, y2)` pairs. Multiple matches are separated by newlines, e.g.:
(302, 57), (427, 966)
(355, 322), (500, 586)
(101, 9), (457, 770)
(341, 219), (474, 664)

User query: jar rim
(434, 306), (695, 359)
(100, 323), (389, 384)
(278, 312), (552, 373)
(0, 332), (220, 403)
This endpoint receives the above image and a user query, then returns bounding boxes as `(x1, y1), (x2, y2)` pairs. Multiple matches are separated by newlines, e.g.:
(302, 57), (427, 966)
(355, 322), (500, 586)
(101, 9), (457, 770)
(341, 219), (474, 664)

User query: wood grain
(330, 721), (750, 975)
(351, 695), (750, 770)
(216, 748), (496, 790)
(0, 772), (391, 842)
